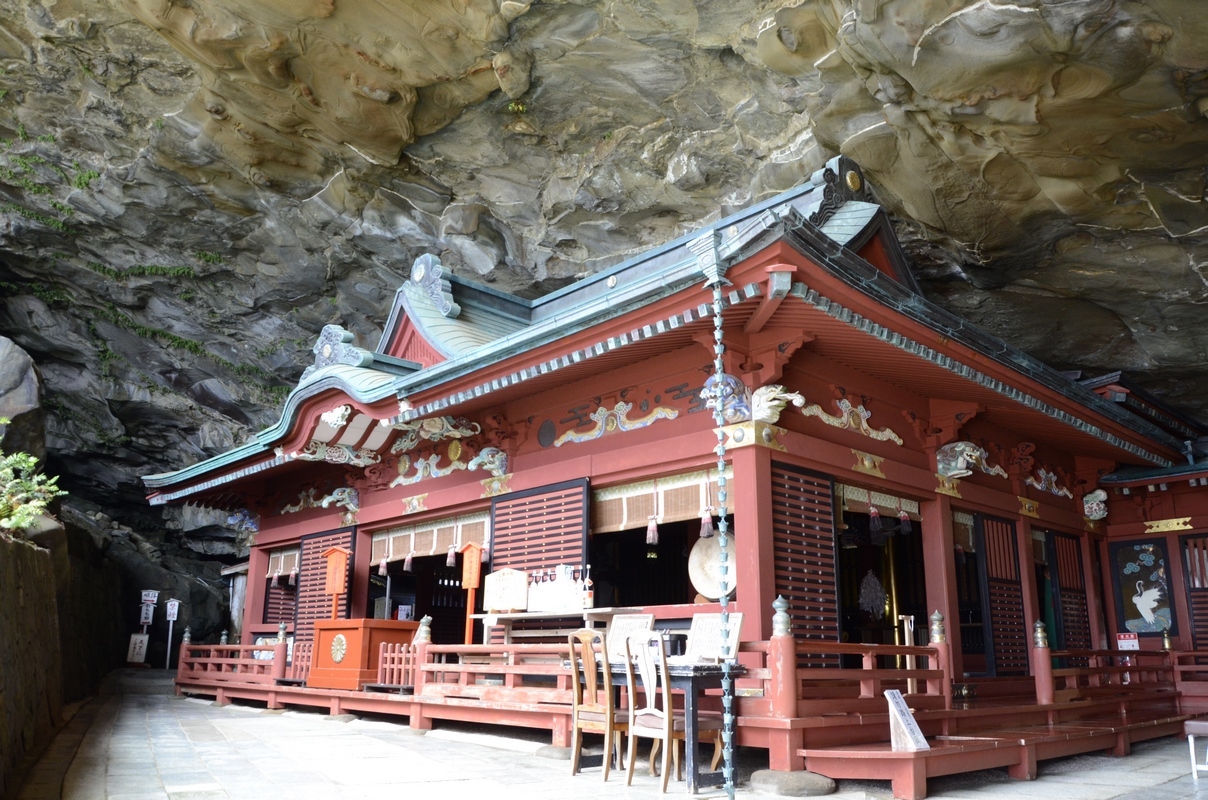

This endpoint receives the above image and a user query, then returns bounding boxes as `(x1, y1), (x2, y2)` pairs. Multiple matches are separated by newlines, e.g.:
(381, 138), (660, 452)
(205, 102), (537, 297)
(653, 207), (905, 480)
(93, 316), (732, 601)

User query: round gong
(688, 535), (738, 600)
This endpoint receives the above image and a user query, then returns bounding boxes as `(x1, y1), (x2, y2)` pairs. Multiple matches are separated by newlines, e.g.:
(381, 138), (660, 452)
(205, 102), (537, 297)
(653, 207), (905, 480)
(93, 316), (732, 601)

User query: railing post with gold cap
(767, 596), (803, 771)
(1033, 620), (1054, 705)
(929, 610), (953, 709)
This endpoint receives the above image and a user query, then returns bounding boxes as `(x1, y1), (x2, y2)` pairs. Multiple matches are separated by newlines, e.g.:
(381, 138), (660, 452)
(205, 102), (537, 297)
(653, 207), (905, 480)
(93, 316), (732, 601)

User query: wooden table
(469, 607), (641, 644)
(592, 660), (743, 794)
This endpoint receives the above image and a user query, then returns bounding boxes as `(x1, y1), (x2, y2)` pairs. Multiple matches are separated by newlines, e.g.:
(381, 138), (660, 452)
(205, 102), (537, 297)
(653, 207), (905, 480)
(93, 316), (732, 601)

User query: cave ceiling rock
(752, 0), (1208, 258)
(120, 0), (537, 185)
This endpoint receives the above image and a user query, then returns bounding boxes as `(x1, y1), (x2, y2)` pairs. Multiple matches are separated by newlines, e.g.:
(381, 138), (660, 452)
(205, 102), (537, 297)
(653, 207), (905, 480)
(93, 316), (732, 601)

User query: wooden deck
(174, 636), (1205, 799)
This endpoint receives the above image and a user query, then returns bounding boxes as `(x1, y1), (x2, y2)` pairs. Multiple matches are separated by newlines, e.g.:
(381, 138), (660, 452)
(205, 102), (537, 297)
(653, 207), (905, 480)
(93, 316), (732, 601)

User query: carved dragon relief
(935, 441), (1008, 479)
(553, 401), (678, 447)
(388, 440), (509, 488)
(386, 414), (481, 454)
(1026, 468), (1074, 498)
(277, 440), (381, 467)
(800, 396), (904, 445)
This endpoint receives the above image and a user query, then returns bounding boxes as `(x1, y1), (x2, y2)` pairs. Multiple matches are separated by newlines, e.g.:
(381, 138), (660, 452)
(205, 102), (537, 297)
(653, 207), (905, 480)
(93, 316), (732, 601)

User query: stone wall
(0, 536), (63, 798)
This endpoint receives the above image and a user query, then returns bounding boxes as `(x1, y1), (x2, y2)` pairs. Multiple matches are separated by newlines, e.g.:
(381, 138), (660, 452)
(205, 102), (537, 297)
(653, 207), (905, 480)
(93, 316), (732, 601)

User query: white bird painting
(1132, 580), (1162, 626)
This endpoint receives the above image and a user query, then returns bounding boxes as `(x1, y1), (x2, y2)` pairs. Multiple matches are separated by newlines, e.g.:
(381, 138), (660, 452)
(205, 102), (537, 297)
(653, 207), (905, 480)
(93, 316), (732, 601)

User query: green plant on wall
(0, 417), (66, 536)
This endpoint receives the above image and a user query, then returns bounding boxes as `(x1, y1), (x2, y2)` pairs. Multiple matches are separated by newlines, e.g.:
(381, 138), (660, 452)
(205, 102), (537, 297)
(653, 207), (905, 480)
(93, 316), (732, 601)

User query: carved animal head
(468, 447), (508, 477)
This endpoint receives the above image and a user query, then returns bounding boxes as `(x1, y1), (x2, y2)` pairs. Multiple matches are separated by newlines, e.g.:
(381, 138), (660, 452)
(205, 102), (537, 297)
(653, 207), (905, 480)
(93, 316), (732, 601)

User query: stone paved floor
(15, 670), (1208, 800)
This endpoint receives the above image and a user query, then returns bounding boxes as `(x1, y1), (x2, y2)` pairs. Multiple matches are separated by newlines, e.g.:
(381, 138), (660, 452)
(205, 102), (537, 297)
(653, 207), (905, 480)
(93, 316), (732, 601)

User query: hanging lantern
(899, 509), (912, 535)
(403, 551), (414, 572)
(271, 569), (280, 587)
(446, 545), (457, 567)
(869, 505), (882, 532)
(288, 567), (297, 586)
(378, 558), (388, 577)
(700, 506), (715, 539)
(646, 515), (659, 545)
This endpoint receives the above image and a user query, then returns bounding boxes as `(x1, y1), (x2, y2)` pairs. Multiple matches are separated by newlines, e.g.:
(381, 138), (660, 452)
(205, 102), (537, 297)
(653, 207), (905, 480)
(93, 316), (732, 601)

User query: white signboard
(483, 568), (529, 612)
(166, 599), (180, 622)
(139, 603), (155, 625)
(127, 633), (149, 663)
(141, 590), (160, 604)
(884, 689), (930, 751)
(1117, 633), (1140, 651)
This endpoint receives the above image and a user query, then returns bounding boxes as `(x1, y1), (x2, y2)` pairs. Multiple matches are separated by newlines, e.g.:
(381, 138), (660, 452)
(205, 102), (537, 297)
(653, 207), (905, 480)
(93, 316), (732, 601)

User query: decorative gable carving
(412, 254), (460, 318)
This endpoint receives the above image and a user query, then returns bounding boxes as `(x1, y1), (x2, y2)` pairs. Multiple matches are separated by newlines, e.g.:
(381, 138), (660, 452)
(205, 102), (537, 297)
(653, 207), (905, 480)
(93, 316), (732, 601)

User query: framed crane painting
(1109, 539), (1176, 636)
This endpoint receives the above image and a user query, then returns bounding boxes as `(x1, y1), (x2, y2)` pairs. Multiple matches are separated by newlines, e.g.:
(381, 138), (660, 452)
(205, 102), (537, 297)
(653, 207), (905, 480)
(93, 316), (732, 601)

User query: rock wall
(0, 536), (62, 798)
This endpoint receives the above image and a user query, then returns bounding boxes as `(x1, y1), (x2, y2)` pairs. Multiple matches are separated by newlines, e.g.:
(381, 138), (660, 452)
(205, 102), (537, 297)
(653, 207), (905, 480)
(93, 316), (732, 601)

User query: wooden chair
(623, 632), (723, 792)
(568, 628), (627, 781)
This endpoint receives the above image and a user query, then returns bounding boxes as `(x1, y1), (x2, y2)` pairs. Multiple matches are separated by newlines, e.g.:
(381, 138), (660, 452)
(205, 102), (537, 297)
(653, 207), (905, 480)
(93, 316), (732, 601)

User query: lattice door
(771, 462), (839, 666)
(1049, 532), (1092, 651)
(1183, 535), (1208, 650)
(974, 515), (1028, 676)
(294, 529), (355, 645)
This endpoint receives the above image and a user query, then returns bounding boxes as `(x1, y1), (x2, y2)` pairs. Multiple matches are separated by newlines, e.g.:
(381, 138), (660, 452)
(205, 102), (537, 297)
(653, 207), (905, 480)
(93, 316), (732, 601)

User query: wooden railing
(376, 642), (419, 688)
(176, 640), (286, 685)
(740, 629), (951, 772)
(1036, 647), (1173, 703)
(416, 642), (574, 704)
(288, 641), (312, 683)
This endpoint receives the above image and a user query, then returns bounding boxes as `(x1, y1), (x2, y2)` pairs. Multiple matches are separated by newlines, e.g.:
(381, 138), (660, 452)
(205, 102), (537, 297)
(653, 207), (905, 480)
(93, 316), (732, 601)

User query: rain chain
(708, 276), (736, 800)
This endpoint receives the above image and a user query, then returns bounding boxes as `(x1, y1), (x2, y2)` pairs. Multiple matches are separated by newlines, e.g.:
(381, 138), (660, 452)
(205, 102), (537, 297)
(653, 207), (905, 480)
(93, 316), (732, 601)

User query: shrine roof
(143, 157), (1186, 501)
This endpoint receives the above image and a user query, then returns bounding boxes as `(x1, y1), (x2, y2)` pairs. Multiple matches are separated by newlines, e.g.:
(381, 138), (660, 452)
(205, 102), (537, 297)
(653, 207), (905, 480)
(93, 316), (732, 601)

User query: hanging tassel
(271, 570), (280, 587)
(378, 558), (388, 576)
(700, 506), (715, 539)
(288, 567), (297, 586)
(899, 510), (912, 535)
(403, 551), (414, 572)
(446, 546), (457, 567)
(646, 515), (659, 545)
(869, 506), (882, 532)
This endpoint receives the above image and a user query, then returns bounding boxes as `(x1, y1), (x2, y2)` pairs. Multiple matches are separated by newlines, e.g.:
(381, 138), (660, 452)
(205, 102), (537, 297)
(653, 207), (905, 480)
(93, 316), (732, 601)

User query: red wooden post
(767, 596), (804, 771)
(410, 621), (433, 731)
(1033, 621), (1054, 705)
(929, 611), (953, 709)
(460, 542), (483, 645)
(272, 640), (288, 683)
(175, 627), (192, 693)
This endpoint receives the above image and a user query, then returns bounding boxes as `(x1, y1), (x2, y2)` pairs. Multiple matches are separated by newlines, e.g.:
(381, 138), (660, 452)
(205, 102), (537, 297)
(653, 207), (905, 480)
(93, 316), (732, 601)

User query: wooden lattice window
(771, 462), (839, 666)
(975, 515), (1027, 676)
(490, 479), (589, 572)
(1184, 535), (1208, 650)
(293, 529), (354, 645)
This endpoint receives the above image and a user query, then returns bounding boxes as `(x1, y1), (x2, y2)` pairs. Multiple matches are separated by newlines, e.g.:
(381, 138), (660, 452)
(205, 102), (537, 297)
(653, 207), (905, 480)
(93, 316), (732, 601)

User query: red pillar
(349, 525), (372, 619)
(730, 444), (775, 639)
(1016, 514), (1041, 675)
(245, 547), (270, 635)
(920, 492), (962, 678)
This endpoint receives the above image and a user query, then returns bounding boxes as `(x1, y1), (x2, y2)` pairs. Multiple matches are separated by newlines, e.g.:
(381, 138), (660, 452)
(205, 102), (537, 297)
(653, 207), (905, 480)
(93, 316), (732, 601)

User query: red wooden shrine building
(145, 157), (1208, 798)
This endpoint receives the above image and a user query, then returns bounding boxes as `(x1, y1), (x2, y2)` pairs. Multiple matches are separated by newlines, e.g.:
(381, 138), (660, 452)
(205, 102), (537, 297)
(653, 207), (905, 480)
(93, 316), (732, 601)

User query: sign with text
(141, 590), (160, 604)
(322, 546), (351, 595)
(1117, 632), (1140, 651)
(460, 542), (483, 589)
(139, 603), (155, 625)
(127, 633), (149, 663)
(884, 689), (930, 751)
(483, 568), (528, 612)
(166, 599), (180, 622)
